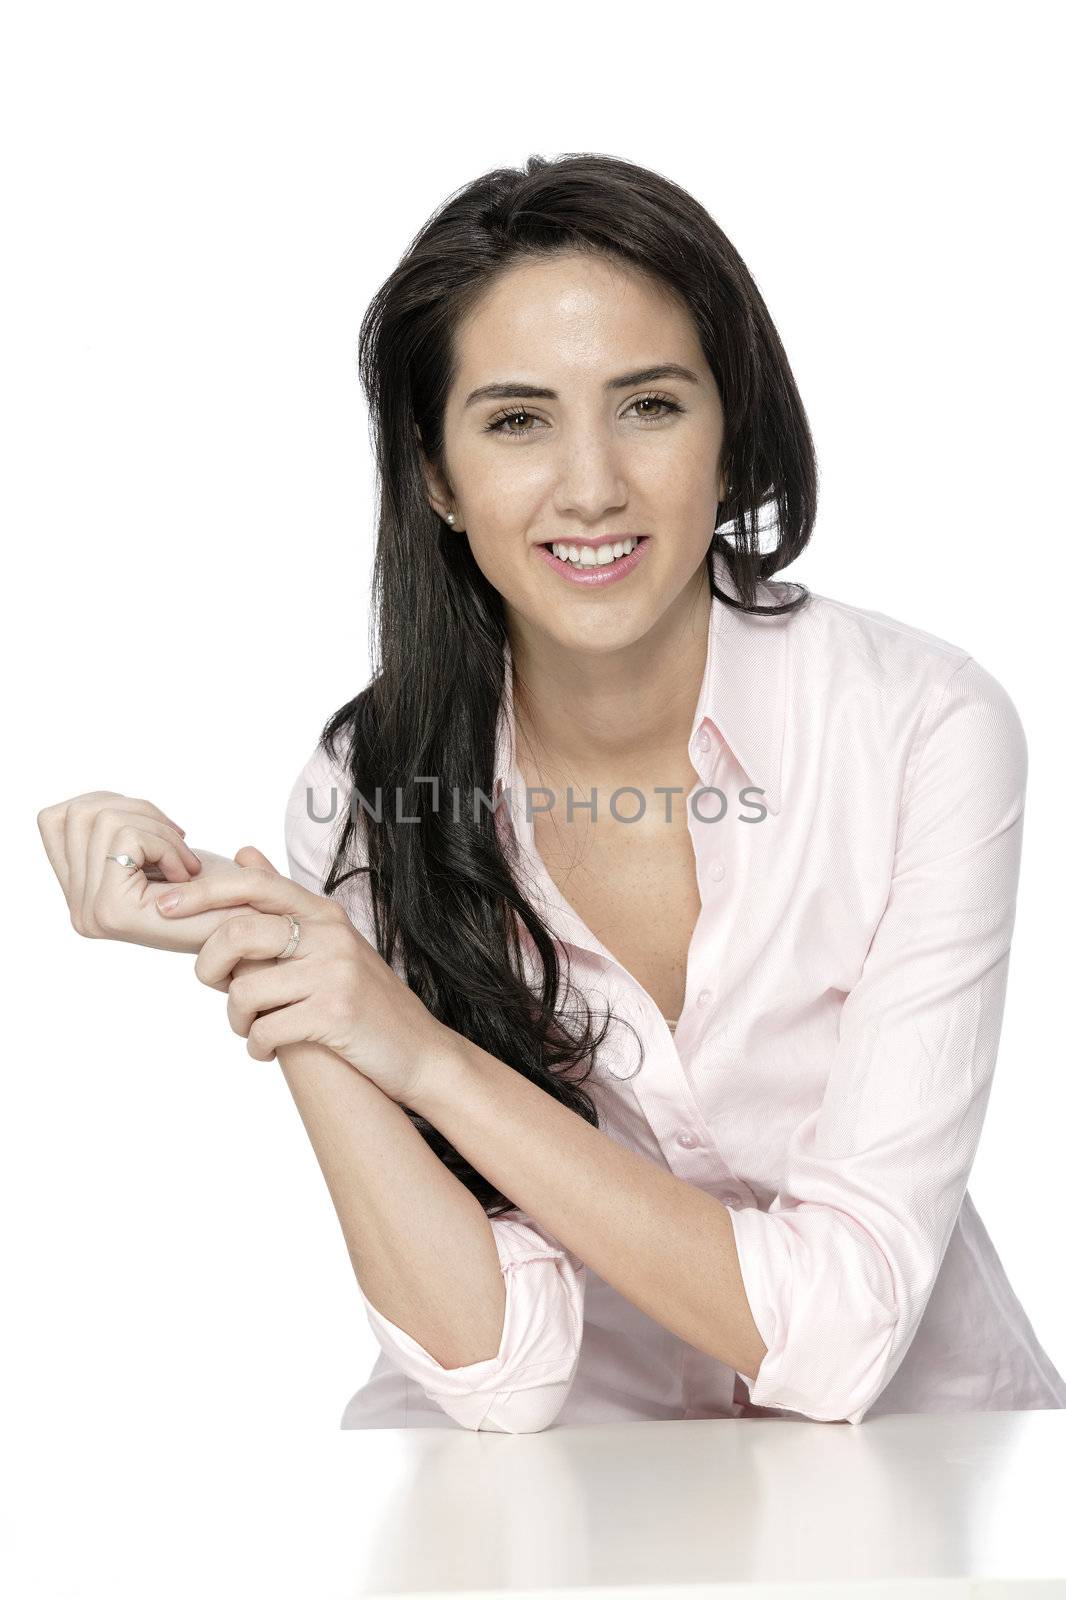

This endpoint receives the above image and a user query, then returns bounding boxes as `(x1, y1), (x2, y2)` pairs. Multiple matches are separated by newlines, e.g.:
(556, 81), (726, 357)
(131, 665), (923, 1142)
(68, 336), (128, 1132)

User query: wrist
(410, 1023), (477, 1121)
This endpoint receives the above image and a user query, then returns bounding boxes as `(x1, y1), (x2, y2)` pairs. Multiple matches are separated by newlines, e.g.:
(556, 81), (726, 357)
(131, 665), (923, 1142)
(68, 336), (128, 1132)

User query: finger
(157, 863), (322, 923)
(43, 794), (129, 906)
(40, 791), (185, 859)
(201, 951), (274, 998)
(100, 812), (200, 878)
(114, 794), (188, 836)
(232, 955), (271, 981)
(65, 799), (192, 931)
(37, 802), (72, 896)
(234, 845), (281, 874)
(84, 817), (201, 936)
(246, 998), (321, 1063)
(226, 961), (311, 1038)
(194, 910), (307, 989)
(123, 801), (188, 839)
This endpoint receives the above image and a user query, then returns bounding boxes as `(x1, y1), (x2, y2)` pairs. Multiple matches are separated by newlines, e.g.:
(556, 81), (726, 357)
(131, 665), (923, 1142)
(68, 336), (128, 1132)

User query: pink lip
(535, 536), (651, 587)
(537, 531), (644, 549)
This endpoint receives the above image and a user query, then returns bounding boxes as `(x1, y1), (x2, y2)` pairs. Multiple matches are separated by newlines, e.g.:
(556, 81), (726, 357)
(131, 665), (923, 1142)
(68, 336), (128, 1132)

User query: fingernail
(157, 891), (182, 912)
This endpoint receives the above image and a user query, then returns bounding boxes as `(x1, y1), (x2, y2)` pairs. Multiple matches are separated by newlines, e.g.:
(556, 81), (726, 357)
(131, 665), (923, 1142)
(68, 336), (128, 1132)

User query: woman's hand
(36, 790), (259, 954)
(163, 845), (455, 1110)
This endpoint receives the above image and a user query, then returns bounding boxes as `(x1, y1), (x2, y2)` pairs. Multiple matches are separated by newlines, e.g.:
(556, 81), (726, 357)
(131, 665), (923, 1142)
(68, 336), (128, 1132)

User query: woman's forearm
(276, 1039), (506, 1370)
(416, 1034), (769, 1383)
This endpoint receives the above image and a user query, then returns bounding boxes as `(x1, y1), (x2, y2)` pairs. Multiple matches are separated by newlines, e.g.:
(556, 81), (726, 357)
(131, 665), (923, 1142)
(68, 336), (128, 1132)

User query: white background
(3, 2), (1063, 1594)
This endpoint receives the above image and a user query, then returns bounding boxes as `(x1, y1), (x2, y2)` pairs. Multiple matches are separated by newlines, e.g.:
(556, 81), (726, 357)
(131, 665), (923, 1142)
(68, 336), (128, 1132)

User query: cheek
(462, 526), (527, 605)
(461, 470), (545, 576)
(472, 454), (546, 517)
(642, 435), (720, 504)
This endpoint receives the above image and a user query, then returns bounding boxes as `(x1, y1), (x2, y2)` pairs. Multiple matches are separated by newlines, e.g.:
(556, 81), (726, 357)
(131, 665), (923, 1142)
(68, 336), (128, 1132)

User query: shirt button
(695, 727), (713, 753)
(676, 1129), (700, 1149)
(710, 859), (726, 882)
(697, 987), (712, 1006)
(720, 1190), (743, 1207)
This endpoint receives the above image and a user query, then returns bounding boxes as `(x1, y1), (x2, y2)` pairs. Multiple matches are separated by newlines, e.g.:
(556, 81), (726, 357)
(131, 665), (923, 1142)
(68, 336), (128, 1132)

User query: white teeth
(549, 537), (638, 565)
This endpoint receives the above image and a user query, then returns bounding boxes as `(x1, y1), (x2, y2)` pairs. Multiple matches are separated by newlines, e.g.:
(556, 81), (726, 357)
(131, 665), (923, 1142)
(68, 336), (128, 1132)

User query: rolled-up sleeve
(284, 742), (586, 1432)
(361, 1212), (586, 1432)
(729, 655), (1028, 1424)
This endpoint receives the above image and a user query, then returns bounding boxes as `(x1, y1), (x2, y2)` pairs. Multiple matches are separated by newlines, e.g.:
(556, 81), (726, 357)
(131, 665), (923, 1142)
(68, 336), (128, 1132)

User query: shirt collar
(493, 540), (790, 822)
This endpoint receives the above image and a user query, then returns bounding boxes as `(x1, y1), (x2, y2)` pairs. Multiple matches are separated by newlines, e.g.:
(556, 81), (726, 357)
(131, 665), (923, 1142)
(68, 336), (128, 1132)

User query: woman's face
(424, 249), (727, 657)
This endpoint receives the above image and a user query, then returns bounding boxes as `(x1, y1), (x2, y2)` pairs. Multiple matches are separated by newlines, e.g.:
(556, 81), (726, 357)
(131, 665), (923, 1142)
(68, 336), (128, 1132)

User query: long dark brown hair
(319, 153), (816, 1216)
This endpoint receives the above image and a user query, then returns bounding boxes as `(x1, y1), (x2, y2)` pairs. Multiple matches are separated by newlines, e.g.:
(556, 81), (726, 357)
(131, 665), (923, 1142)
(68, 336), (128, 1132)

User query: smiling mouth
(539, 535), (648, 567)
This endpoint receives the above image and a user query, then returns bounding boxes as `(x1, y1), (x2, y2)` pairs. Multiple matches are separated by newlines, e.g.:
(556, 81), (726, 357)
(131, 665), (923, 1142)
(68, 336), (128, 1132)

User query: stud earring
(446, 512), (455, 524)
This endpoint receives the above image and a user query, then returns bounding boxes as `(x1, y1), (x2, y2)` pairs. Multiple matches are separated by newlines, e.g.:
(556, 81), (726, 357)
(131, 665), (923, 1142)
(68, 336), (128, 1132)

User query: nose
(551, 426), (629, 523)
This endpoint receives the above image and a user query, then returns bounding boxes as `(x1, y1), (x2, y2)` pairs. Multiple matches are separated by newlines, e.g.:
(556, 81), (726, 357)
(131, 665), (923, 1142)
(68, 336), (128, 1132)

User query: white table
(12, 1410), (1066, 1597)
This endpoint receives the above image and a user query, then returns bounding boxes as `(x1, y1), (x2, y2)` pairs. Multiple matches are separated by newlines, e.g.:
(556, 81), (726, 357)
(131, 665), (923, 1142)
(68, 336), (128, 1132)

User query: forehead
(452, 251), (701, 380)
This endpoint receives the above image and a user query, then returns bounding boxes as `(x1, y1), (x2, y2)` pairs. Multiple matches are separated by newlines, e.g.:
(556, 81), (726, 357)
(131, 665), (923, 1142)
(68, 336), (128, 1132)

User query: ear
(418, 447), (459, 528)
(412, 422), (457, 528)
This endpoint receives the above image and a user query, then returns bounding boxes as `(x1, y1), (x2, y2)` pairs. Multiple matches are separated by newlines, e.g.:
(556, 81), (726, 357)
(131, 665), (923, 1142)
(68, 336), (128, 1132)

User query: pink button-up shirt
(285, 545), (1066, 1432)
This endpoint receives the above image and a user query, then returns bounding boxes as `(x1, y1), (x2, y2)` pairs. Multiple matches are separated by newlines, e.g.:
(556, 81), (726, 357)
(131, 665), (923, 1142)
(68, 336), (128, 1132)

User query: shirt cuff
(727, 1202), (897, 1422)
(360, 1215), (585, 1415)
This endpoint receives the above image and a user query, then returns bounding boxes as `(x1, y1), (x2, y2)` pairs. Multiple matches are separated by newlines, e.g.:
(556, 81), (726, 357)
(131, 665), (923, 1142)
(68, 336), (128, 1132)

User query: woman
(38, 153), (1066, 1433)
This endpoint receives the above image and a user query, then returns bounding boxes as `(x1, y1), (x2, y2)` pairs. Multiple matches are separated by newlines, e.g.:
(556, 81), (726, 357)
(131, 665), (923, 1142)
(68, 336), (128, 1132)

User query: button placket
(631, 981), (732, 1189)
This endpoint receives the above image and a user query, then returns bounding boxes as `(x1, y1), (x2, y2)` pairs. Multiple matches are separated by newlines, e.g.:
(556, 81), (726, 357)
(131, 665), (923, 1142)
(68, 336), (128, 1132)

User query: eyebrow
(462, 363), (701, 409)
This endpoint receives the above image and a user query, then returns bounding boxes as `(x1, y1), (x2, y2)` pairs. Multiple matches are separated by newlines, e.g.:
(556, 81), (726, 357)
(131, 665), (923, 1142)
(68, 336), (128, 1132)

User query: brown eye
(484, 394), (682, 441)
(486, 409), (540, 436)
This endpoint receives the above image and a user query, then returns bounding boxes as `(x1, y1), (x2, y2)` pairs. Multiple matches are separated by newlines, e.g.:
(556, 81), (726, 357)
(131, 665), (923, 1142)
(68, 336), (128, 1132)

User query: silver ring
(105, 854), (140, 869)
(277, 914), (301, 960)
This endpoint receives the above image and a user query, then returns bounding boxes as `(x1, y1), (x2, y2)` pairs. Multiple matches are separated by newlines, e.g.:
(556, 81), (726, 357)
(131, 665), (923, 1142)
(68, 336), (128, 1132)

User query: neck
(508, 569), (711, 795)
